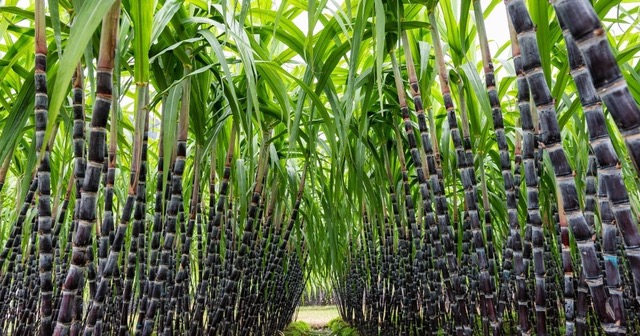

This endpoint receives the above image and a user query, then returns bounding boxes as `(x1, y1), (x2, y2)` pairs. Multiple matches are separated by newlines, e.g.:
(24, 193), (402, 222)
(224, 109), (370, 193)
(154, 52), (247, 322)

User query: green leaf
(529, 0), (552, 85)
(374, 0), (385, 112)
(47, 0), (63, 57)
(46, 0), (117, 150)
(131, 0), (153, 82)
(151, 0), (182, 45)
(0, 73), (34, 166)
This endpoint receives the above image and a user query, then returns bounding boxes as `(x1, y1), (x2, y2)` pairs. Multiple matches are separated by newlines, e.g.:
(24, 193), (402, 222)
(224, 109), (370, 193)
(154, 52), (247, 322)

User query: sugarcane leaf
(528, 0), (552, 85)
(47, 0), (63, 57)
(0, 34), (31, 80)
(461, 62), (490, 122)
(0, 72), (34, 167)
(149, 64), (214, 107)
(151, 0), (182, 45)
(45, 0), (117, 153)
(131, 0), (153, 82)
(162, 85), (181, 188)
(374, 0), (385, 112)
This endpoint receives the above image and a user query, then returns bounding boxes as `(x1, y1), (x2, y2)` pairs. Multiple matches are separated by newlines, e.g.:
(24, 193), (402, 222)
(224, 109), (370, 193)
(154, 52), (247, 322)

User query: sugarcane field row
(1, 0), (640, 335)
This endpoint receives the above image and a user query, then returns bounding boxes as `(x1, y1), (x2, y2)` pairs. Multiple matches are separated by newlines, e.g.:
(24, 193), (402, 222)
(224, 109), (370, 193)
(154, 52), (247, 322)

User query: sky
(483, 1), (511, 57)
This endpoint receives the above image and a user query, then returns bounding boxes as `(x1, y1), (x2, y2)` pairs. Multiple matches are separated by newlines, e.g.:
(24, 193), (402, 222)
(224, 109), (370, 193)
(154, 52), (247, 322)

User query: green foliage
(327, 318), (360, 336)
(282, 321), (312, 336)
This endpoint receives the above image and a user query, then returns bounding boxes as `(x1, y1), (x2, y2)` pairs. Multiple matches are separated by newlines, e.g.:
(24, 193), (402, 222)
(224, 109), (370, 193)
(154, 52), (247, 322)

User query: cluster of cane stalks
(0, 1), (310, 335)
(335, 1), (640, 335)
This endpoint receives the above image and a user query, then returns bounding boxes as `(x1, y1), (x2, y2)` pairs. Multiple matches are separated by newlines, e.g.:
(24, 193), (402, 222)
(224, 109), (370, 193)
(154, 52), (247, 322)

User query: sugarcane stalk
(505, 1), (616, 332)
(120, 75), (151, 334)
(53, 2), (121, 334)
(430, 8), (498, 334)
(142, 65), (192, 336)
(559, 13), (640, 314)
(34, 0), (54, 333)
(551, 0), (640, 176)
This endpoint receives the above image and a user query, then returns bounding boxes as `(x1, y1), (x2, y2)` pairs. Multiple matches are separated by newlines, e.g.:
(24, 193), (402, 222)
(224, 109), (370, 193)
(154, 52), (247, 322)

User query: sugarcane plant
(0, 0), (317, 335)
(334, 0), (640, 335)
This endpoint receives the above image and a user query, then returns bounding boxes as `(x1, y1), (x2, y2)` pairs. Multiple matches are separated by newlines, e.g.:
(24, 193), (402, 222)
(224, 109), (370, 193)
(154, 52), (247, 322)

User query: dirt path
(294, 305), (339, 329)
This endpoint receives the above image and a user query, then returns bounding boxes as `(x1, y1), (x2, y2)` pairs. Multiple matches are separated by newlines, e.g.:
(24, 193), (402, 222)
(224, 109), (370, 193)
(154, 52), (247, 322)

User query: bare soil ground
(294, 305), (339, 329)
